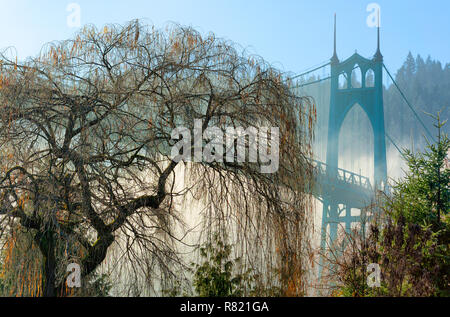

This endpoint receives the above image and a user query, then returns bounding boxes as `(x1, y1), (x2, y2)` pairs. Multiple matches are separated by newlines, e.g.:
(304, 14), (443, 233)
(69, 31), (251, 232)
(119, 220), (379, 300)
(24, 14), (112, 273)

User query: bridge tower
(319, 15), (387, 267)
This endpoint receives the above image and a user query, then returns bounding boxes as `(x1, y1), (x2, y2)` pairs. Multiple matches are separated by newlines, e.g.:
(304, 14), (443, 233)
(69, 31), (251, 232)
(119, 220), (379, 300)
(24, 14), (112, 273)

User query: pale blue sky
(0, 0), (449, 74)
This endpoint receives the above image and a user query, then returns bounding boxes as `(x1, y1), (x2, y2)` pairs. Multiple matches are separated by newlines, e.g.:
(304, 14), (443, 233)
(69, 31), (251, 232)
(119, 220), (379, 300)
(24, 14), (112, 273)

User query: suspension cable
(292, 75), (332, 88)
(290, 62), (331, 80)
(385, 132), (406, 159)
(383, 64), (436, 142)
(296, 59), (331, 74)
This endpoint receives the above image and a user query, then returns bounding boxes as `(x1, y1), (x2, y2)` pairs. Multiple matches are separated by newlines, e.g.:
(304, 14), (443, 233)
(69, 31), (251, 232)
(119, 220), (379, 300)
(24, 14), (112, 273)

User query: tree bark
(36, 230), (58, 297)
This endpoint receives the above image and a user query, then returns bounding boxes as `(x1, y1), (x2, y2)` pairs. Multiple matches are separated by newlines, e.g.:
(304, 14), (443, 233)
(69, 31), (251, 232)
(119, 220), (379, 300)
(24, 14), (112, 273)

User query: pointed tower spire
(331, 13), (339, 64)
(333, 13), (337, 54)
(374, 11), (383, 61)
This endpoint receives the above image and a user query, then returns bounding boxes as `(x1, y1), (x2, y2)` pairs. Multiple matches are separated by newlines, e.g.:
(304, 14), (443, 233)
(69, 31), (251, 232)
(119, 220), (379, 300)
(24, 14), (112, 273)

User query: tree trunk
(36, 230), (58, 297)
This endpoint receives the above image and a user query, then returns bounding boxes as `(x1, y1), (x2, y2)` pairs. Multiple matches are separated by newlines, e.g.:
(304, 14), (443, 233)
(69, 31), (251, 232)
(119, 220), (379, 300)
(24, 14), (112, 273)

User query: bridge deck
(310, 159), (376, 208)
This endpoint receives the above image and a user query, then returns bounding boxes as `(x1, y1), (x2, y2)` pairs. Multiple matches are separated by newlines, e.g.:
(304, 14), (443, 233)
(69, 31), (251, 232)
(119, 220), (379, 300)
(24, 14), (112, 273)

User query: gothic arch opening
(338, 73), (347, 89)
(351, 65), (362, 88)
(365, 69), (375, 87)
(338, 103), (374, 184)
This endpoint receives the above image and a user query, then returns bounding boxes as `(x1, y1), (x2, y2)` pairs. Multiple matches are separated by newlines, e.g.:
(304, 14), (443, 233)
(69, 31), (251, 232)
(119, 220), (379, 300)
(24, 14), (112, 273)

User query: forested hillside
(384, 53), (450, 149)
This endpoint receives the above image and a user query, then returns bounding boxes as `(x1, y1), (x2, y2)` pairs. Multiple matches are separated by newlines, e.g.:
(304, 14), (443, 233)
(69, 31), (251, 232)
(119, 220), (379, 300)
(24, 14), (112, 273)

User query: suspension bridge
(287, 16), (436, 274)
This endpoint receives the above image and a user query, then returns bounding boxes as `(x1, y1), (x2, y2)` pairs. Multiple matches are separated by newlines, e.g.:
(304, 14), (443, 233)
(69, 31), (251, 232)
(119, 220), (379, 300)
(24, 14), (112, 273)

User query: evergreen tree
(333, 115), (449, 297)
(390, 113), (449, 226)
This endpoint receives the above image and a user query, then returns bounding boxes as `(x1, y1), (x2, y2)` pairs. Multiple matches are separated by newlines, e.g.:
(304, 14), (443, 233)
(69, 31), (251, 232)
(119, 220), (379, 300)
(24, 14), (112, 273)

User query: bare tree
(0, 21), (315, 296)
